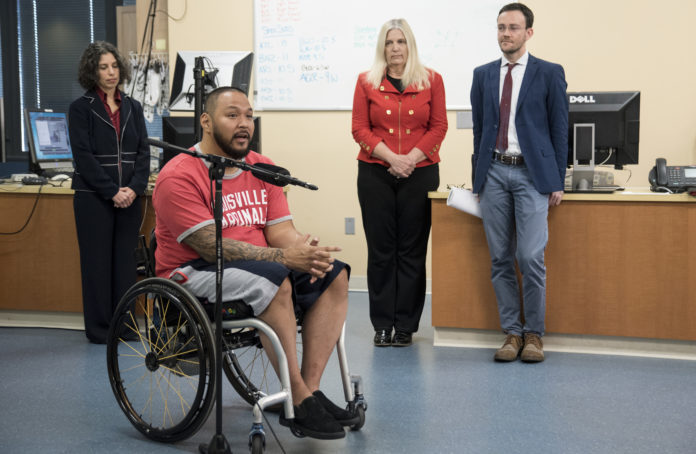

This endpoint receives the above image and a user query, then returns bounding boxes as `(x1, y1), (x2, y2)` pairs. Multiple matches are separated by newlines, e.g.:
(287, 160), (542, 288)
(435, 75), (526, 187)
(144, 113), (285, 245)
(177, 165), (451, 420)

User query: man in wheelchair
(152, 87), (354, 440)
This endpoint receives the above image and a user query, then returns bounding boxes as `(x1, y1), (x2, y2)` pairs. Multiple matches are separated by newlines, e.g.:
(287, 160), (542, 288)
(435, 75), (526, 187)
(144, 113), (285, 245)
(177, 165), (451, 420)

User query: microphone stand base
(199, 434), (233, 454)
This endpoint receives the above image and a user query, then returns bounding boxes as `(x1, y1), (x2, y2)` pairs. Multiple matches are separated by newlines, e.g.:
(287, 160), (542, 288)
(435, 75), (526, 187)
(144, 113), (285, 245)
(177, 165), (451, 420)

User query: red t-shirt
(153, 147), (292, 278)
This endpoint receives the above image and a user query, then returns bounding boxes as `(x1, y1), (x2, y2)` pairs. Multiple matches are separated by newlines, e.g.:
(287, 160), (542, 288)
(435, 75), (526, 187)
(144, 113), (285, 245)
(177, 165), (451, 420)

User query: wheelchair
(105, 234), (366, 453)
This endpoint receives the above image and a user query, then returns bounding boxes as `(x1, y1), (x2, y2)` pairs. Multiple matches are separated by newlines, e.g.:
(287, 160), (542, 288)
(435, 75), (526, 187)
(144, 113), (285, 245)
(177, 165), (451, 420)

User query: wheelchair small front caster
(350, 404), (366, 431)
(249, 433), (265, 454)
(348, 393), (367, 431)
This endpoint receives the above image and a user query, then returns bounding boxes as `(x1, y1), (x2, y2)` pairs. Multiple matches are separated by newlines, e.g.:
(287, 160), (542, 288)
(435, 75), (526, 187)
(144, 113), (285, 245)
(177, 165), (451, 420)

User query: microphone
(251, 163), (291, 187)
(252, 163), (318, 190)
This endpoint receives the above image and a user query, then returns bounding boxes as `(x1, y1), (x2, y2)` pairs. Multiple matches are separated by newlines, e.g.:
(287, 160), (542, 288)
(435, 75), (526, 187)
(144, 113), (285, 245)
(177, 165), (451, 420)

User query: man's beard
(499, 40), (522, 57)
(213, 127), (250, 160)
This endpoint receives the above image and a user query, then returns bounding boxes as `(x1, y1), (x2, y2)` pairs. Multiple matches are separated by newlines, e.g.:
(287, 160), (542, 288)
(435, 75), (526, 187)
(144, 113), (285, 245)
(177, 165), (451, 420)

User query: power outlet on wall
(345, 217), (355, 235)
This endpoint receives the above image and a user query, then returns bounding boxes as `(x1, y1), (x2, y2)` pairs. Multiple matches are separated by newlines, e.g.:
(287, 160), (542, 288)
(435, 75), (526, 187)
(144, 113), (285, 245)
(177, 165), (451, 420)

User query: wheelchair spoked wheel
(106, 278), (216, 442)
(221, 325), (302, 410)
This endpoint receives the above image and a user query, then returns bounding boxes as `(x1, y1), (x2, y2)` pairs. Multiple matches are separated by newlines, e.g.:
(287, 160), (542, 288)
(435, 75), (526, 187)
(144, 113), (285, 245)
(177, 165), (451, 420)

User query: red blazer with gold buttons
(351, 69), (448, 167)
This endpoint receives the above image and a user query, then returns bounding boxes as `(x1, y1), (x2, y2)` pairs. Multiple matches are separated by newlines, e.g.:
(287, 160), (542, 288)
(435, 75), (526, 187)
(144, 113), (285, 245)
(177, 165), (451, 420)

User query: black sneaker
(313, 390), (360, 427)
(279, 396), (345, 440)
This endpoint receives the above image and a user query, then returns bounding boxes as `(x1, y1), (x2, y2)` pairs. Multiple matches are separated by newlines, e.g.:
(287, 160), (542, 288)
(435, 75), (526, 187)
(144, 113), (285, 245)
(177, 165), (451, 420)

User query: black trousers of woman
(73, 191), (142, 343)
(357, 161), (439, 333)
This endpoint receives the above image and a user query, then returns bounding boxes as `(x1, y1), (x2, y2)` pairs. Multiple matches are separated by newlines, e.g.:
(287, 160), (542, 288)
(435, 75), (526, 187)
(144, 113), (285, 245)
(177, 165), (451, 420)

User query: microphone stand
(193, 57), (205, 142)
(148, 139), (317, 454)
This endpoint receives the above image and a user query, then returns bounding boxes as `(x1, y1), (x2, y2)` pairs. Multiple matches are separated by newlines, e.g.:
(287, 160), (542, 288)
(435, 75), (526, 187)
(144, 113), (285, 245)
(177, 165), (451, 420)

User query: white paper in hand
(446, 187), (482, 218)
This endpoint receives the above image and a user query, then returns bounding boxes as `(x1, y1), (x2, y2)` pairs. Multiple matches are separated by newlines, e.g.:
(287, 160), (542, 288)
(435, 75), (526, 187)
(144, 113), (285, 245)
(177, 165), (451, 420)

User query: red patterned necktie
(496, 63), (517, 152)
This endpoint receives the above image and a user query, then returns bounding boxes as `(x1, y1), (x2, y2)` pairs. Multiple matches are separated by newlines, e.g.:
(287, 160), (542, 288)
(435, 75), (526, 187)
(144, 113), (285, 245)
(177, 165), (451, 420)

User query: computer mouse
(50, 174), (70, 181)
(576, 178), (590, 191)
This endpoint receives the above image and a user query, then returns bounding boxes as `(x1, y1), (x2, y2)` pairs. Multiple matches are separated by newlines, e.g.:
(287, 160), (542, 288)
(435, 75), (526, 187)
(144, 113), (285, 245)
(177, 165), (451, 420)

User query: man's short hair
(499, 2), (534, 29)
(204, 86), (248, 115)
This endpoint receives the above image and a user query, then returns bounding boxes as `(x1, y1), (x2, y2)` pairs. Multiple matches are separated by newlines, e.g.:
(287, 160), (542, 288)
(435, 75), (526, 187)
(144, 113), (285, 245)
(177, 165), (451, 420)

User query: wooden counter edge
(429, 189), (696, 202)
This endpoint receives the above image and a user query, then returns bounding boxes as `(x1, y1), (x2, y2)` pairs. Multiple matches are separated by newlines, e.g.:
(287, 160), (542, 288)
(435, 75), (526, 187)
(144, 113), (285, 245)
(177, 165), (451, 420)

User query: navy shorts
(173, 258), (349, 318)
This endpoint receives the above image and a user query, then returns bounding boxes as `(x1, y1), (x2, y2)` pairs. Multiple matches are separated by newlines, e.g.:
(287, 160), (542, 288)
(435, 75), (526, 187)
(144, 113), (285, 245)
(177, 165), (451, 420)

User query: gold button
(409, 110), (414, 115)
(406, 129), (411, 134)
(379, 85), (384, 91)
(412, 95), (416, 99)
(367, 146), (371, 150)
(389, 128), (394, 134)
(385, 95), (389, 100)
(386, 109), (391, 115)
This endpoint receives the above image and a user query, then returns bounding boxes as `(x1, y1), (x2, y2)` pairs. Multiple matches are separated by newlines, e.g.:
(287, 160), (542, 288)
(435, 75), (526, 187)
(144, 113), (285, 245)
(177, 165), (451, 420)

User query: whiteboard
(253, 0), (503, 110)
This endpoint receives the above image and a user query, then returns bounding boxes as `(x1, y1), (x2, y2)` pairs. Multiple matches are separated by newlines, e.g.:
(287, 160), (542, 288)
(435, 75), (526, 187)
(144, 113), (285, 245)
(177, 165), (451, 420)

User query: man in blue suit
(470, 2), (568, 363)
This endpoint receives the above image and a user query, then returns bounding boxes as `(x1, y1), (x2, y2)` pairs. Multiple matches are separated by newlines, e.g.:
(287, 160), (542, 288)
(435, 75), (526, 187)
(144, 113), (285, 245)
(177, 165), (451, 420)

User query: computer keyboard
(21, 176), (48, 185)
(566, 185), (624, 194)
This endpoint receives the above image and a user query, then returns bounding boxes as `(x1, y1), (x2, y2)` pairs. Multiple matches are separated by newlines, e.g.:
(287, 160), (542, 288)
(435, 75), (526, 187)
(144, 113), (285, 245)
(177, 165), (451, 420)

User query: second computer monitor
(567, 91), (640, 169)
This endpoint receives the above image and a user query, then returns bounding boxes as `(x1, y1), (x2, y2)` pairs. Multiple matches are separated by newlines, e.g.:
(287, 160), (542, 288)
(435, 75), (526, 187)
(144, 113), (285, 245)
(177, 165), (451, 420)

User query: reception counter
(0, 183), (155, 314)
(429, 189), (696, 342)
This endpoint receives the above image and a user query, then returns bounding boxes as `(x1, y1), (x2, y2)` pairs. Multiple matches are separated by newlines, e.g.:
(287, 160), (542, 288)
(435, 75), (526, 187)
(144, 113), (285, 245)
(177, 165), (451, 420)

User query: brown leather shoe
(520, 333), (545, 363)
(494, 334), (523, 362)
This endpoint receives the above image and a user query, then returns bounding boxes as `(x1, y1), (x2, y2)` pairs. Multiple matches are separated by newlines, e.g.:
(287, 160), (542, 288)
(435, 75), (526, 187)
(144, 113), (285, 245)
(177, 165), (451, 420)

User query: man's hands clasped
(284, 234), (341, 283)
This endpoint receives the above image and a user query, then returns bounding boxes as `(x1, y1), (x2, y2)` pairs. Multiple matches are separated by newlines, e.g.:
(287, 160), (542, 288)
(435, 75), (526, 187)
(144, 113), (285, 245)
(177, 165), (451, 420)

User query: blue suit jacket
(470, 54), (568, 194)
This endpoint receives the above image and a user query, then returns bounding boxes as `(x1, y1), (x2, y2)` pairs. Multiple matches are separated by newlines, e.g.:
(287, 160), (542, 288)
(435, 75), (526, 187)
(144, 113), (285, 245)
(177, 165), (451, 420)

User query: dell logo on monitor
(569, 95), (596, 104)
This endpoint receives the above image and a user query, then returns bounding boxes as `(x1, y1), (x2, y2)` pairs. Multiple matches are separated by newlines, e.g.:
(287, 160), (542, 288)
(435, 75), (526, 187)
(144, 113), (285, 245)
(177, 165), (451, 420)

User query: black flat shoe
(373, 329), (392, 347)
(313, 390), (361, 426)
(279, 396), (345, 440)
(392, 331), (412, 347)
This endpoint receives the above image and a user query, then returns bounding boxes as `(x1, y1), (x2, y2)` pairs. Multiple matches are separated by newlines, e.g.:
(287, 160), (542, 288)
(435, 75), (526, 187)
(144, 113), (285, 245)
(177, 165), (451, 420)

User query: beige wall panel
(116, 5), (137, 55)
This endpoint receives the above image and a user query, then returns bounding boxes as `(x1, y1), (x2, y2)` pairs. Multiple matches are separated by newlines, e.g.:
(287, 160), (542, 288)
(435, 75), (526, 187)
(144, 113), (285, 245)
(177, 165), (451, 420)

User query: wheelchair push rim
(106, 278), (216, 443)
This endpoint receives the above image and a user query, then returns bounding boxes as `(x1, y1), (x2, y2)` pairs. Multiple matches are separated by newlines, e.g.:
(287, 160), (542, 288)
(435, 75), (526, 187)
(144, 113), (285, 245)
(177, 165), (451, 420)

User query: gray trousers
(479, 160), (550, 336)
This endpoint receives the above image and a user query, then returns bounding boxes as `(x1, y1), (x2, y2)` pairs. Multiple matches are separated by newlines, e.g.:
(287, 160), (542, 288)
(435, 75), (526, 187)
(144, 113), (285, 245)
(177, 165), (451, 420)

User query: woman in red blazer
(352, 18), (447, 347)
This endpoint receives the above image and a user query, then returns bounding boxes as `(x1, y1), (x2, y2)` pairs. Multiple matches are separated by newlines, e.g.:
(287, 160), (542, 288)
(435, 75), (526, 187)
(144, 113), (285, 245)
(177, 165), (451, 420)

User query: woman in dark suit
(69, 41), (150, 344)
(352, 19), (448, 347)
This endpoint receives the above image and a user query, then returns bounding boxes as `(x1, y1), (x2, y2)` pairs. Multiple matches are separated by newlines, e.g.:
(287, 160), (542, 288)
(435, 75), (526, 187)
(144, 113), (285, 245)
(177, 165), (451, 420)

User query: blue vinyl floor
(1, 292), (695, 454)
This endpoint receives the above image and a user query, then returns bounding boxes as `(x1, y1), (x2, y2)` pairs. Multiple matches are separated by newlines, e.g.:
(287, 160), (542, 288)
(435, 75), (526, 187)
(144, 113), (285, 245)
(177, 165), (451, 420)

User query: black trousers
(357, 161), (439, 333)
(73, 191), (142, 343)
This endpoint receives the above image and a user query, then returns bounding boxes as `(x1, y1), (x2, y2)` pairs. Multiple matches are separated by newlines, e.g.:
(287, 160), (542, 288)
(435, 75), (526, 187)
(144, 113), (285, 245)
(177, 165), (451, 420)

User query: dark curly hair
(77, 41), (131, 90)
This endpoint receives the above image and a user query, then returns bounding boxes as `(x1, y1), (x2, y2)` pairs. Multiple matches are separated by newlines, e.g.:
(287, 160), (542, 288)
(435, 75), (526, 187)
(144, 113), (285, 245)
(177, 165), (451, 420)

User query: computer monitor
(23, 108), (74, 173)
(567, 91), (640, 170)
(169, 51), (254, 111)
(161, 116), (196, 167)
(161, 115), (261, 168)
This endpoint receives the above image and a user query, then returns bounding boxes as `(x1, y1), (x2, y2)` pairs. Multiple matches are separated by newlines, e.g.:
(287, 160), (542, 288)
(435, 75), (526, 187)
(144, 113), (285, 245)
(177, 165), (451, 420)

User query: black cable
(254, 400), (287, 454)
(156, 0), (187, 21)
(220, 334), (287, 454)
(130, 0), (157, 99)
(138, 194), (149, 233)
(0, 184), (44, 235)
(202, 57), (220, 87)
(140, 0), (158, 100)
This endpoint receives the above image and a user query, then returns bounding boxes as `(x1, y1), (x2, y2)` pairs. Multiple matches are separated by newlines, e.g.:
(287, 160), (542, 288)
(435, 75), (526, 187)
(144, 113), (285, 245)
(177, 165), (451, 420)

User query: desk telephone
(648, 158), (696, 192)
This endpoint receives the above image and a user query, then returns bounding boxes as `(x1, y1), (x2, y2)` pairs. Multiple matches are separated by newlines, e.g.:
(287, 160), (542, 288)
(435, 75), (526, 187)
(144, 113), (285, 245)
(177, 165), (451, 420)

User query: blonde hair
(366, 18), (431, 90)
